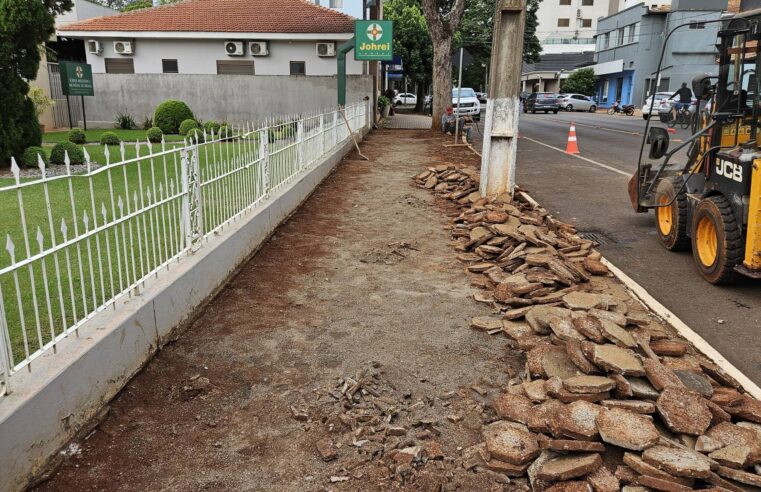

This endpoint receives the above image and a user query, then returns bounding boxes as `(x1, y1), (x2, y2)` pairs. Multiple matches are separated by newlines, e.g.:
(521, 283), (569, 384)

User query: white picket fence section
(0, 101), (370, 396)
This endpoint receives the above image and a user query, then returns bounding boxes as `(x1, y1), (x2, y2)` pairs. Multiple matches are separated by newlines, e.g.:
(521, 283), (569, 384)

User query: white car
(393, 93), (417, 106)
(452, 88), (481, 117)
(558, 93), (597, 112)
(641, 92), (673, 120)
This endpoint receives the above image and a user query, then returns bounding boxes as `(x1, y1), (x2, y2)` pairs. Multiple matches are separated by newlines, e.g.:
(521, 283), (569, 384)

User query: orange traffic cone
(565, 122), (579, 154)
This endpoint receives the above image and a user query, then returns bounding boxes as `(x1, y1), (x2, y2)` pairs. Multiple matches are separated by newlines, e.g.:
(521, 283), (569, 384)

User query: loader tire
(690, 195), (743, 284)
(654, 177), (690, 251)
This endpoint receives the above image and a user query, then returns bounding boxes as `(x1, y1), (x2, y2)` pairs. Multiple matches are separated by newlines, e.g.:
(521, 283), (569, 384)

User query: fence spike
(161, 135), (166, 152)
(37, 153), (47, 179)
(146, 186), (152, 202)
(6, 234), (15, 261)
(10, 157), (20, 185)
(60, 218), (68, 240)
(120, 141), (126, 161)
(36, 226), (44, 251)
(64, 151), (71, 175)
(135, 140), (141, 158)
(83, 147), (91, 172)
(158, 181), (164, 198)
(82, 210), (89, 229)
(117, 195), (124, 215)
(101, 202), (108, 221)
(104, 144), (110, 166)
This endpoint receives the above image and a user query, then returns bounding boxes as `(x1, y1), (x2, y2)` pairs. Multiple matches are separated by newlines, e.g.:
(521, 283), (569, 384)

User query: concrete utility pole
(479, 0), (526, 197)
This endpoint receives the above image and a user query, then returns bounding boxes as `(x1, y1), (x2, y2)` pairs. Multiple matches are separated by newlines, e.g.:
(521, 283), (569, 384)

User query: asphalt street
(508, 111), (761, 385)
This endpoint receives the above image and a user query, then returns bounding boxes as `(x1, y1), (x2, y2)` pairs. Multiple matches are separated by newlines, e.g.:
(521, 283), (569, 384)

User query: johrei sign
(59, 61), (94, 97)
(354, 20), (393, 61)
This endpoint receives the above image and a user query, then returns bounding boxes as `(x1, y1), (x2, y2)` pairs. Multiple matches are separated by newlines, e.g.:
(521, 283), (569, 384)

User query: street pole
(454, 47), (464, 144)
(484, 64), (489, 94)
(479, 0), (526, 197)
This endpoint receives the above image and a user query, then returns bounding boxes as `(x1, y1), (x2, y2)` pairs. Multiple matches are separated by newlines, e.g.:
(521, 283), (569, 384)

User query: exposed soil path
(37, 130), (515, 491)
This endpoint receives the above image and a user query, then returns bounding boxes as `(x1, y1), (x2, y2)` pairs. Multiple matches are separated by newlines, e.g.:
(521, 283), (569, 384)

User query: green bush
(21, 146), (48, 167)
(68, 128), (86, 144)
(186, 127), (204, 142)
(178, 118), (198, 136)
(115, 111), (136, 130)
(153, 100), (194, 134)
(146, 126), (163, 143)
(50, 141), (84, 165)
(219, 124), (231, 138)
(203, 120), (221, 135)
(141, 116), (153, 130)
(100, 131), (120, 146)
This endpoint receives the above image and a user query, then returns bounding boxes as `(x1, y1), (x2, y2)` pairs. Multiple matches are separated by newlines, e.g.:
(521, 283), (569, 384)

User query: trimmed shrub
(203, 120), (221, 135)
(100, 131), (120, 146)
(186, 127), (204, 142)
(115, 111), (136, 130)
(146, 126), (163, 143)
(21, 146), (48, 167)
(153, 100), (194, 134)
(178, 118), (198, 136)
(50, 142), (84, 165)
(68, 128), (86, 144)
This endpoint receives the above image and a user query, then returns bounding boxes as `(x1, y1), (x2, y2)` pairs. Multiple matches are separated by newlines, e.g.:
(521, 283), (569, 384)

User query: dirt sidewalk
(36, 130), (516, 491)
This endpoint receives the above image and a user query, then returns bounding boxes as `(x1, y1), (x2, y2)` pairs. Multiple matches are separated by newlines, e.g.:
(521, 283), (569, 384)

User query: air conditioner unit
(316, 42), (336, 57)
(249, 41), (269, 56)
(113, 40), (134, 55)
(225, 41), (245, 56)
(86, 39), (103, 55)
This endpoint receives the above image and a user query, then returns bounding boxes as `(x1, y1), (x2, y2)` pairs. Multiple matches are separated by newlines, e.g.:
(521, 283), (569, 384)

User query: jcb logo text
(715, 159), (743, 183)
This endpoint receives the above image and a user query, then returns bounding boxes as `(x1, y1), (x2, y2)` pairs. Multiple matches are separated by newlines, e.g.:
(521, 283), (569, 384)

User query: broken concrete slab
(626, 377), (660, 400)
(709, 445), (755, 469)
(528, 343), (581, 380)
(483, 421), (540, 466)
(673, 370), (713, 398)
(493, 392), (533, 425)
(649, 340), (688, 357)
(562, 292), (615, 311)
(551, 400), (603, 440)
(622, 452), (695, 487)
(572, 316), (606, 343)
(656, 386), (712, 436)
(588, 309), (627, 327)
(470, 316), (504, 332)
(596, 408), (660, 451)
(536, 453), (602, 482)
(550, 316), (588, 342)
(643, 359), (684, 391)
(566, 340), (599, 375)
(715, 465), (761, 487)
(636, 474), (694, 492)
(600, 399), (656, 414)
(527, 306), (573, 336)
(524, 379), (549, 403)
(563, 375), (617, 394)
(538, 438), (606, 453)
(641, 445), (715, 479)
(546, 481), (594, 492)
(599, 319), (637, 349)
(725, 396), (761, 424)
(590, 344), (645, 376)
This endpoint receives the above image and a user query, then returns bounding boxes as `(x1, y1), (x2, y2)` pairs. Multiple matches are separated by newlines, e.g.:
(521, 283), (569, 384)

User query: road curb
(601, 257), (761, 400)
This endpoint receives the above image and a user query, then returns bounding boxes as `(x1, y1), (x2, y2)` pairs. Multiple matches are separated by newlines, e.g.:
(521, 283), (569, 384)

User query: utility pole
(479, 0), (526, 197)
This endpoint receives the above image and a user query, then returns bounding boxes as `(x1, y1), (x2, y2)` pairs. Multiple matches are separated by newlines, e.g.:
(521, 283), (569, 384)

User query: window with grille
(162, 59), (178, 73)
(105, 58), (134, 74)
(216, 60), (255, 75)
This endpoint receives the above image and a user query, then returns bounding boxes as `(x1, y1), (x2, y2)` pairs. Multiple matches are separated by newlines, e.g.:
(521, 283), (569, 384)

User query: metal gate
(47, 62), (84, 128)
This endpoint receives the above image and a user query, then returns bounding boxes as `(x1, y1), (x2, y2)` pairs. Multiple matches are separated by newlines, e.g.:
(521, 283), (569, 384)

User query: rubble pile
(414, 164), (761, 491)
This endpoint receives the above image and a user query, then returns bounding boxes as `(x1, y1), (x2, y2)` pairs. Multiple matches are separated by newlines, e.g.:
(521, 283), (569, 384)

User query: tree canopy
(0, 0), (73, 165)
(385, 0), (432, 108)
(560, 68), (597, 96)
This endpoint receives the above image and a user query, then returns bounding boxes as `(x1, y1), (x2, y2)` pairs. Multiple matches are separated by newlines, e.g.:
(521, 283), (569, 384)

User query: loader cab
(630, 11), (761, 283)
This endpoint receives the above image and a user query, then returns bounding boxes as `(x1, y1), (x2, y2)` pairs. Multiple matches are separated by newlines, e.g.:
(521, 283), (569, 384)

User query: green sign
(354, 20), (393, 61)
(60, 61), (94, 97)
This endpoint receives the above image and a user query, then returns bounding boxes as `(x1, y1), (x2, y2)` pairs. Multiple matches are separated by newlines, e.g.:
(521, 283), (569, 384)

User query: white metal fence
(0, 101), (370, 396)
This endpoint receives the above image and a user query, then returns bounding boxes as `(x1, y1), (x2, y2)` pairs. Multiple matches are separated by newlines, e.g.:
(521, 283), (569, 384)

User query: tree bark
(420, 0), (466, 131)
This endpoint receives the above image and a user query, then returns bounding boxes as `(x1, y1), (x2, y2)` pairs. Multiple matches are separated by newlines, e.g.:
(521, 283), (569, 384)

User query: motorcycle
(607, 102), (636, 116)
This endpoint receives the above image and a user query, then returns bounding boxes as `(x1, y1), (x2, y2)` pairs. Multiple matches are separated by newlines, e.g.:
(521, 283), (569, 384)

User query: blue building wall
(596, 70), (635, 107)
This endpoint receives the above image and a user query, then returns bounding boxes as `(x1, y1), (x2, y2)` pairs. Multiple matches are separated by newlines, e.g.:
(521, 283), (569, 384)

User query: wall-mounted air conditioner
(316, 42), (336, 57)
(225, 41), (245, 56)
(87, 39), (103, 55)
(250, 41), (269, 56)
(113, 40), (134, 55)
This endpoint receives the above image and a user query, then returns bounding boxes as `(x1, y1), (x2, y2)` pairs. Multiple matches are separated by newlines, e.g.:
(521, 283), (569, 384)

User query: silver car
(558, 94), (597, 112)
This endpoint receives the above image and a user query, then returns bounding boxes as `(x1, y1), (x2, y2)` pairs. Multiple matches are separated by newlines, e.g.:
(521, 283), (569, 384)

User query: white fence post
(259, 125), (270, 195)
(0, 291), (11, 394)
(319, 113), (325, 157)
(297, 118), (305, 171)
(180, 148), (192, 250)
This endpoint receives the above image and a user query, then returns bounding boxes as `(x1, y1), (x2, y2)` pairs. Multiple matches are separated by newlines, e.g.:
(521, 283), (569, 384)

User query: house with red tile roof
(57, 0), (364, 76)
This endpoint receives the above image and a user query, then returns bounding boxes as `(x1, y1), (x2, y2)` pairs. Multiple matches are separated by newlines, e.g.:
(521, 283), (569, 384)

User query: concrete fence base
(0, 129), (367, 492)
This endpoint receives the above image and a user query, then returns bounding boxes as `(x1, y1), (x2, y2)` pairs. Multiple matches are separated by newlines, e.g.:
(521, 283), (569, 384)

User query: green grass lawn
(42, 129), (186, 145)
(0, 134), (309, 369)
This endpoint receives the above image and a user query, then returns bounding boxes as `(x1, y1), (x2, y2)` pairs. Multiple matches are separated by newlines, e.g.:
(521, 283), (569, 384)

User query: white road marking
(521, 136), (631, 177)
(601, 258), (761, 399)
(543, 117), (643, 136)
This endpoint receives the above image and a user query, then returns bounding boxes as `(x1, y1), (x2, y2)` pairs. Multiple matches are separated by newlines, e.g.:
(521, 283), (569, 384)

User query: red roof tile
(60, 0), (355, 33)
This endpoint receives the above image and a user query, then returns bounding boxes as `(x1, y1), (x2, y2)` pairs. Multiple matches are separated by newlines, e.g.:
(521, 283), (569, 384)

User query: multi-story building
(591, 0), (728, 108)
(536, 0), (626, 54)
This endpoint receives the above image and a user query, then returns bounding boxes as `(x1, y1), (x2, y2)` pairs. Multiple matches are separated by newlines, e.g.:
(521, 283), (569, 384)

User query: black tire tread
(655, 177), (690, 251)
(692, 195), (743, 284)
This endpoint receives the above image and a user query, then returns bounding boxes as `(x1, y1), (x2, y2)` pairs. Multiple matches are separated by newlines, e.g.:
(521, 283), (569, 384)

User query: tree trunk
(431, 37), (452, 131)
(414, 83), (425, 113)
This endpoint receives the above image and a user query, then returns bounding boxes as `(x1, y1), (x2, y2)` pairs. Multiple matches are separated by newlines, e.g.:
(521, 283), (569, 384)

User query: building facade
(58, 0), (365, 76)
(536, 0), (626, 54)
(591, 0), (727, 108)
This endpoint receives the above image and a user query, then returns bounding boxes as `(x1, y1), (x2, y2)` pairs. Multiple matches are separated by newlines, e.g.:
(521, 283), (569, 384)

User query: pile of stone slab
(415, 164), (761, 491)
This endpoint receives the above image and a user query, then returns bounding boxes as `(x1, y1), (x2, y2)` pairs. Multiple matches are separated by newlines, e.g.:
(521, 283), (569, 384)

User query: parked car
(452, 88), (481, 117)
(641, 92), (673, 120)
(656, 97), (698, 122)
(524, 92), (561, 114)
(558, 93), (597, 112)
(393, 93), (417, 106)
(476, 92), (488, 103)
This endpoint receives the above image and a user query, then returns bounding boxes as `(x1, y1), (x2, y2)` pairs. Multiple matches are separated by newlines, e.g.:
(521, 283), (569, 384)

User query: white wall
(83, 38), (365, 76)
(536, 0), (622, 51)
(57, 0), (118, 27)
